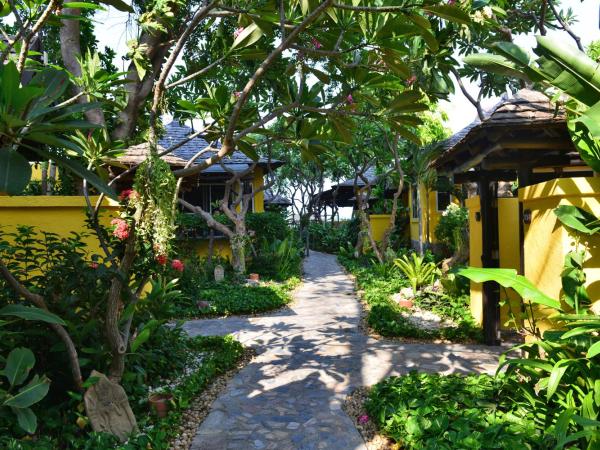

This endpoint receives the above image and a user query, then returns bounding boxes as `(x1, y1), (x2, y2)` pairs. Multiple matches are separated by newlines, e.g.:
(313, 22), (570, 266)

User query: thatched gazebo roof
(432, 89), (587, 180)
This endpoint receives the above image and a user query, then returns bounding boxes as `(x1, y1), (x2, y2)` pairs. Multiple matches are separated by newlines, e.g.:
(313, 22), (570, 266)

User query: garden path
(183, 251), (505, 450)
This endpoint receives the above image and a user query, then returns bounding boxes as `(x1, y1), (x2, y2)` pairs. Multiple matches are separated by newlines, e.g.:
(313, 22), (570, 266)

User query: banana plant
(0, 61), (115, 197)
(464, 36), (600, 173)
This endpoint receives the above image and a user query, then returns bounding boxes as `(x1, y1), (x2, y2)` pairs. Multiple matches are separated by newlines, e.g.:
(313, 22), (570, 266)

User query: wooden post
(478, 172), (500, 345)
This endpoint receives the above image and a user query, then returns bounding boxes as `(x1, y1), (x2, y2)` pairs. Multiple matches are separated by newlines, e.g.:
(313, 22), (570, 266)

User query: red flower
(110, 218), (130, 240)
(234, 91), (242, 99)
(155, 254), (168, 265)
(89, 262), (99, 269)
(311, 37), (322, 49)
(171, 259), (185, 272)
(119, 189), (139, 201)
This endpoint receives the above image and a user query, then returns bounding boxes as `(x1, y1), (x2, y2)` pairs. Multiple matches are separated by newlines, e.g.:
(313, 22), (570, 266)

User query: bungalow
(316, 167), (407, 242)
(0, 121), (285, 261)
(428, 89), (599, 344)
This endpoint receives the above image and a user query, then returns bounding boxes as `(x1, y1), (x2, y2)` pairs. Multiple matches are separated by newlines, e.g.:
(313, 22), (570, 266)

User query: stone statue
(214, 264), (225, 282)
(84, 370), (138, 442)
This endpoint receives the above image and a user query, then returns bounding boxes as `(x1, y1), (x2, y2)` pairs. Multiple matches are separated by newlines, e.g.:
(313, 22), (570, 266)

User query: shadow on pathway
(183, 251), (505, 450)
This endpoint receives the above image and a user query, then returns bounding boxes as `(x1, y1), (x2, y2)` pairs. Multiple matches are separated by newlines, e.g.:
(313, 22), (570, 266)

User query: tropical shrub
(249, 233), (303, 281)
(339, 254), (481, 342)
(394, 253), (439, 292)
(434, 204), (468, 253)
(247, 211), (290, 244)
(308, 219), (360, 254)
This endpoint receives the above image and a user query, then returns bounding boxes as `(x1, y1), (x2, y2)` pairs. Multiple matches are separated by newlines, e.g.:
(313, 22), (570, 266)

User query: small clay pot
(249, 273), (260, 281)
(398, 298), (413, 309)
(149, 393), (173, 418)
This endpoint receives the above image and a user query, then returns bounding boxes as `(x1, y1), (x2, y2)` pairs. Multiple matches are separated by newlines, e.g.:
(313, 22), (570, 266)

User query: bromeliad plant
(394, 252), (439, 292)
(459, 205), (600, 449)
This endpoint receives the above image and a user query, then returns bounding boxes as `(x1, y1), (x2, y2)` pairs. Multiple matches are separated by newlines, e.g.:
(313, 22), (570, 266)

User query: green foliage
(195, 281), (295, 317)
(246, 211), (290, 243)
(308, 219), (359, 254)
(434, 204), (468, 254)
(0, 62), (114, 198)
(366, 372), (541, 449)
(0, 348), (50, 434)
(249, 234), (303, 281)
(133, 153), (177, 258)
(394, 253), (439, 292)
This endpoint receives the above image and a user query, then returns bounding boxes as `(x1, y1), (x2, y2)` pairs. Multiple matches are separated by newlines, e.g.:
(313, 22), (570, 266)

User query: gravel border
(169, 347), (256, 450)
(343, 387), (396, 450)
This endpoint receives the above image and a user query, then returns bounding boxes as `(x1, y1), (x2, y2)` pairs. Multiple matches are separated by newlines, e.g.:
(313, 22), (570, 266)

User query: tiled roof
(118, 121), (282, 173)
(335, 166), (378, 187)
(264, 190), (293, 206)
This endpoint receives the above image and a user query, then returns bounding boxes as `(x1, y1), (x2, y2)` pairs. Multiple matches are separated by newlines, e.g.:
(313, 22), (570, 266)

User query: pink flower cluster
(406, 75), (417, 86)
(155, 254), (168, 265)
(234, 27), (244, 39)
(346, 94), (354, 104)
(358, 414), (369, 425)
(89, 262), (99, 269)
(311, 37), (322, 49)
(110, 218), (130, 240)
(119, 189), (139, 202)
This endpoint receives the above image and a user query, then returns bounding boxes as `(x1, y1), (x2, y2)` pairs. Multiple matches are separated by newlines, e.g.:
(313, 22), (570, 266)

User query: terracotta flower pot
(149, 393), (173, 418)
(398, 298), (413, 309)
(249, 273), (260, 281)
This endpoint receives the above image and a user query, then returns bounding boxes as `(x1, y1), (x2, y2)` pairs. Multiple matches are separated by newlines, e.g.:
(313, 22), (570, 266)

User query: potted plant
(148, 392), (174, 418)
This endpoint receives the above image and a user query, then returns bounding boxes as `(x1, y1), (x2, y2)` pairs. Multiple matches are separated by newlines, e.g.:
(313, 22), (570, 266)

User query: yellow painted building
(408, 184), (454, 250)
(0, 167), (269, 262)
(369, 214), (392, 242)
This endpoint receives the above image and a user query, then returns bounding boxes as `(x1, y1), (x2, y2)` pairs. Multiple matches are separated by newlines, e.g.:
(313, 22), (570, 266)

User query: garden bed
(339, 255), (482, 343)
(172, 277), (301, 319)
(1, 329), (252, 449)
(345, 372), (542, 450)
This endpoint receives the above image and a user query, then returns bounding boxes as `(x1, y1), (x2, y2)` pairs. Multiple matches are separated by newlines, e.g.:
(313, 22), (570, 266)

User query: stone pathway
(183, 251), (505, 450)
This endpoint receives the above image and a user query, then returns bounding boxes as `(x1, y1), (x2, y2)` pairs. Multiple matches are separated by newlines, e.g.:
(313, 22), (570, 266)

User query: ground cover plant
(338, 251), (482, 342)
(365, 372), (542, 449)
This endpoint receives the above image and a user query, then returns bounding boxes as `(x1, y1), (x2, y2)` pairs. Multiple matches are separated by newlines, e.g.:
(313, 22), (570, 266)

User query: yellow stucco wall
(465, 196), (521, 328)
(408, 184), (456, 247)
(0, 196), (119, 256)
(0, 169), (269, 263)
(369, 214), (392, 242)
(466, 196), (483, 324)
(497, 198), (522, 327)
(520, 177), (600, 333)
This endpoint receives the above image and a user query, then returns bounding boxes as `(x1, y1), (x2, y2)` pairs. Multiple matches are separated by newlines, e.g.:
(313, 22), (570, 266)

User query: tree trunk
(230, 233), (246, 275)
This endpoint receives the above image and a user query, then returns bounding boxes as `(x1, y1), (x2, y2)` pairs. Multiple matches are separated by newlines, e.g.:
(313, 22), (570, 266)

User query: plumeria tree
(0, 0), (510, 434)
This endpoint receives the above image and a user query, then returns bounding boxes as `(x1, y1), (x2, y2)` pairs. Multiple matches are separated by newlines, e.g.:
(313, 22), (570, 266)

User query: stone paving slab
(184, 251), (505, 449)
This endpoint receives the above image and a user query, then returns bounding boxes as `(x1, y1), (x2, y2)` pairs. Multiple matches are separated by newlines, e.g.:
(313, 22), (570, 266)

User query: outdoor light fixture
(523, 209), (532, 224)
